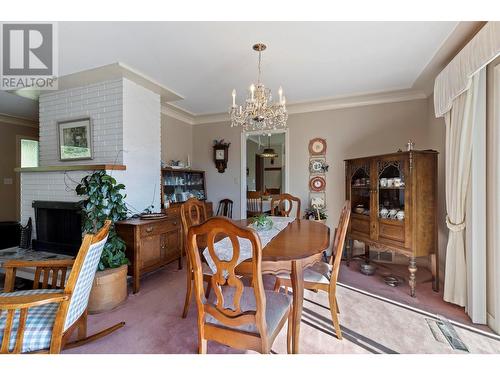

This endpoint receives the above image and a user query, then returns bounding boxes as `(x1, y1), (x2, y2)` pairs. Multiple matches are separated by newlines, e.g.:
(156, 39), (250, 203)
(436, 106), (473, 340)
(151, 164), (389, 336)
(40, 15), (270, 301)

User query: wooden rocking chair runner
(270, 193), (301, 218)
(0, 220), (125, 354)
(187, 217), (292, 354)
(180, 198), (213, 319)
(273, 201), (351, 340)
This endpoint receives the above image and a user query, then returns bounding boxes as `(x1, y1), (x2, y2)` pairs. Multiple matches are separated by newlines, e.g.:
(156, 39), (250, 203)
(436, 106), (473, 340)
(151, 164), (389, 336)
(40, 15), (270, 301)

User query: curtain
(443, 73), (480, 306)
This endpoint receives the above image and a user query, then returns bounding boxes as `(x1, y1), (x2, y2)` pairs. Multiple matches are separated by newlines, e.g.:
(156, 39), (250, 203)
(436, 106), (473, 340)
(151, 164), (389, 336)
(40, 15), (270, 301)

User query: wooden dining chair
(0, 220), (125, 353)
(246, 191), (263, 218)
(271, 193), (301, 218)
(273, 201), (351, 340)
(216, 198), (233, 218)
(180, 198), (213, 318)
(186, 217), (292, 354)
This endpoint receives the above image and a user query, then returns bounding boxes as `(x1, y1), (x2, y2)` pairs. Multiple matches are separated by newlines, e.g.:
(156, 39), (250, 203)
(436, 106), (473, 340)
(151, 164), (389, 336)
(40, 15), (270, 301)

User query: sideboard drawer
(140, 220), (178, 237)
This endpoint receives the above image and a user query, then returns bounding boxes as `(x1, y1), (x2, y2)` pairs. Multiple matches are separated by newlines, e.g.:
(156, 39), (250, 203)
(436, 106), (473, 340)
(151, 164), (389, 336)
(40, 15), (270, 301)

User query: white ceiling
(58, 22), (457, 115)
(1, 21), (458, 120)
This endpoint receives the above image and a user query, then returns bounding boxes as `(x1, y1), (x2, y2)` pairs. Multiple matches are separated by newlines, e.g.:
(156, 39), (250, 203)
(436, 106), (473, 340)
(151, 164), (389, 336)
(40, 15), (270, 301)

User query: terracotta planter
(88, 264), (128, 314)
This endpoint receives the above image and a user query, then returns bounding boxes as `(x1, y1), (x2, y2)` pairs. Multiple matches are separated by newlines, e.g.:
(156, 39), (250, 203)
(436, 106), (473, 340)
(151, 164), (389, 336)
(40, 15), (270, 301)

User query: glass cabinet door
(349, 164), (371, 217)
(377, 159), (406, 221)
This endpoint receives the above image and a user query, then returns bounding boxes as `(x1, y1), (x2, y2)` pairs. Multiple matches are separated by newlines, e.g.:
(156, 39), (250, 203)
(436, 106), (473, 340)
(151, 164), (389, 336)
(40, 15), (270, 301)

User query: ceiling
(2, 21), (459, 120)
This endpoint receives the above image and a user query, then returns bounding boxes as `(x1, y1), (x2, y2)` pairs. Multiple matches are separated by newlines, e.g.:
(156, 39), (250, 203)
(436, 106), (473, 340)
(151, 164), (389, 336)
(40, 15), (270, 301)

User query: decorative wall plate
(308, 138), (327, 156)
(309, 158), (329, 174)
(309, 176), (326, 192)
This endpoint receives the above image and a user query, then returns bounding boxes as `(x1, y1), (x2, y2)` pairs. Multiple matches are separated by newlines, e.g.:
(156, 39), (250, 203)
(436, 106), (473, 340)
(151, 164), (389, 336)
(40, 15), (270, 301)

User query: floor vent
(427, 316), (469, 352)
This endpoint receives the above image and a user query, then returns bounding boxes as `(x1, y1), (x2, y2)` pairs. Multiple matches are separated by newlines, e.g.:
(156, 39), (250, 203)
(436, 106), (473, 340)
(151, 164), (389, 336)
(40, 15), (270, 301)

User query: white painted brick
(39, 79), (124, 166)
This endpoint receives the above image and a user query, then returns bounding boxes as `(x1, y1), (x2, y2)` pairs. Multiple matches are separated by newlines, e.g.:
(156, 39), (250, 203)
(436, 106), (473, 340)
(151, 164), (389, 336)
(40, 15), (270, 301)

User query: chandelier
(229, 43), (288, 132)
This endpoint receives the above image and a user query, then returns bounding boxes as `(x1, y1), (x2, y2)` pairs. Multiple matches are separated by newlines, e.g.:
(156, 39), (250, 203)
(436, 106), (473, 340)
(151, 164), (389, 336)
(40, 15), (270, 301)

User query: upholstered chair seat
(277, 261), (332, 285)
(0, 289), (62, 352)
(206, 286), (291, 335)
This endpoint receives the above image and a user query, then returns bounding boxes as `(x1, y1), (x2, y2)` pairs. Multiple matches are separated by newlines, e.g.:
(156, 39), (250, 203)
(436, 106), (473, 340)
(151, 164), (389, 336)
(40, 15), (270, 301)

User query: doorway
(240, 130), (289, 218)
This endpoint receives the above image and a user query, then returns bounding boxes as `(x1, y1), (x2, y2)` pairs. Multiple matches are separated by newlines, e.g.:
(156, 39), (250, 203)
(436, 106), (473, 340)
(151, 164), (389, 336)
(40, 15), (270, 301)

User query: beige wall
(0, 122), (38, 221)
(192, 98), (447, 272)
(161, 114), (193, 165)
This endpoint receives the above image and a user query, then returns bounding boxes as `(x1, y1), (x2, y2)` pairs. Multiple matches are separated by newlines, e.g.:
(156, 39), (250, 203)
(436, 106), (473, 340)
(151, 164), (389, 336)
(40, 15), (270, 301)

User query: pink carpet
(64, 261), (500, 354)
(338, 258), (490, 331)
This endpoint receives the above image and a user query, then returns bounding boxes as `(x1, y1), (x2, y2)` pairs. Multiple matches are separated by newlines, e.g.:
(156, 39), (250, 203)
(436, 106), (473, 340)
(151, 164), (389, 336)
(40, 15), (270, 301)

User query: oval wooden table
(234, 219), (330, 354)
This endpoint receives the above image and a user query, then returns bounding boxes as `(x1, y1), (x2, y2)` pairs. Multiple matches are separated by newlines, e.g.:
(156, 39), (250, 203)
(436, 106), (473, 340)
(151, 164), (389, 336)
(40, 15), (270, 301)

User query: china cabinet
(161, 167), (207, 208)
(344, 150), (438, 297)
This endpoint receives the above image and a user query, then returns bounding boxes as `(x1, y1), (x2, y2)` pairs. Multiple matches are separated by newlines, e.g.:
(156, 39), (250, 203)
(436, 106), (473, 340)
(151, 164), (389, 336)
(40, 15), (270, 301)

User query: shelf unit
(161, 167), (207, 208)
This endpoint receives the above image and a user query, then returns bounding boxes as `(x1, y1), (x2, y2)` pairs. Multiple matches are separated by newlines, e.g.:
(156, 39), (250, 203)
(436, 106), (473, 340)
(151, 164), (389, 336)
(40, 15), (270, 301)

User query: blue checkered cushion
(0, 289), (62, 352)
(64, 235), (107, 330)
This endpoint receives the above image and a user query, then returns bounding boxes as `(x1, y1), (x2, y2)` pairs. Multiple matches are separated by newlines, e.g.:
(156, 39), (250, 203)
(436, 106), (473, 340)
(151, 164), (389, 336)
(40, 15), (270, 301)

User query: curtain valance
(434, 22), (500, 118)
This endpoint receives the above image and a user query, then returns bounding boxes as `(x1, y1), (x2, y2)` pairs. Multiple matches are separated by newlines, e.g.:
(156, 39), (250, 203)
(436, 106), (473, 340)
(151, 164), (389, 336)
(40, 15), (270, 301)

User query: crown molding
(13, 62), (184, 104)
(0, 113), (38, 128)
(189, 88), (428, 125)
(161, 103), (196, 125)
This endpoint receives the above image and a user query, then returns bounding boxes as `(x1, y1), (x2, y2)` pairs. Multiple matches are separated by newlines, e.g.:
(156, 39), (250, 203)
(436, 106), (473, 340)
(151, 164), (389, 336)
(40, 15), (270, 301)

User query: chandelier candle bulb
(278, 86), (283, 102)
(250, 84), (255, 101)
(232, 89), (236, 107)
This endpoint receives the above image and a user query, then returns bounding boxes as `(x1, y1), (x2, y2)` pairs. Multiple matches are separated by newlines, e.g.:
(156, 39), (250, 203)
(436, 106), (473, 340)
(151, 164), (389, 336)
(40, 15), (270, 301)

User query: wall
(161, 114), (193, 165)
(192, 122), (242, 216)
(122, 79), (161, 213)
(0, 122), (38, 221)
(38, 79), (123, 166)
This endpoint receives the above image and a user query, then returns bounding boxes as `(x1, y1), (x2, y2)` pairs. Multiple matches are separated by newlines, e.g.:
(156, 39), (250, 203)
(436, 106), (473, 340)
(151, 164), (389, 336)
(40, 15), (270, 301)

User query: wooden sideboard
(344, 150), (438, 297)
(116, 201), (212, 293)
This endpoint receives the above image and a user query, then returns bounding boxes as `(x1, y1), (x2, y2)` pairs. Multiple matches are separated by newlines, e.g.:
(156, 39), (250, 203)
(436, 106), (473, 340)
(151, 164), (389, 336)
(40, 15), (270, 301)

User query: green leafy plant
(76, 171), (129, 270)
(304, 207), (328, 221)
(251, 214), (273, 230)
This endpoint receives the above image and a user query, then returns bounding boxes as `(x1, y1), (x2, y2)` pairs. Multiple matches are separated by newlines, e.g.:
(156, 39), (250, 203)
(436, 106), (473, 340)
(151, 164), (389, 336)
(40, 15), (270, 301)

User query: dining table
(232, 218), (330, 354)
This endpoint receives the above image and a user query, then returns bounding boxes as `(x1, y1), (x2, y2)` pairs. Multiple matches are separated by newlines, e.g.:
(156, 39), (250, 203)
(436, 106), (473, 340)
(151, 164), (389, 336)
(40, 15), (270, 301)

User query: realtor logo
(1, 22), (58, 90)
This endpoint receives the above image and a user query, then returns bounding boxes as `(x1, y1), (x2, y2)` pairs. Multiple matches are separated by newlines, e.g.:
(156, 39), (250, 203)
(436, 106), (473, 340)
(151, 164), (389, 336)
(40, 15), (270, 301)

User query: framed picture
(58, 118), (93, 161)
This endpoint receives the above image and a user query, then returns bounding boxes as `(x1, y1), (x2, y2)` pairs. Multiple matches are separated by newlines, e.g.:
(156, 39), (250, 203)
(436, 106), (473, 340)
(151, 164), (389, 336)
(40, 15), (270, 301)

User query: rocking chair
(0, 220), (125, 354)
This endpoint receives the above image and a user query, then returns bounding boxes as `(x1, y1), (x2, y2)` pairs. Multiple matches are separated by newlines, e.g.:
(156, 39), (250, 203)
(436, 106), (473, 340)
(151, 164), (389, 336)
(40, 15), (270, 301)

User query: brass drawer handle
(146, 227), (153, 233)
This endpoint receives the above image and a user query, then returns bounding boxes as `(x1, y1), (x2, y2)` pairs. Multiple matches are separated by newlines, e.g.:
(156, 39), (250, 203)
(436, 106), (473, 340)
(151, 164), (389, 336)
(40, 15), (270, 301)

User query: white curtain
(443, 74), (480, 306)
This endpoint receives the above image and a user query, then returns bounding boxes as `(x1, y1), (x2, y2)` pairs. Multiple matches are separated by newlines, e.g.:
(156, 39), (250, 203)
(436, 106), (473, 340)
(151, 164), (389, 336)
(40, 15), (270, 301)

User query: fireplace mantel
(15, 164), (126, 173)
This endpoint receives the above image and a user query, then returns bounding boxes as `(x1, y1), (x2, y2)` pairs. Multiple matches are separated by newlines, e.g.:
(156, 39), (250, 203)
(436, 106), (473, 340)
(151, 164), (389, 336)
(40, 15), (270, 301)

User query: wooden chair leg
(336, 297), (340, 314)
(198, 336), (207, 354)
(273, 277), (281, 292)
(286, 307), (293, 354)
(182, 270), (193, 318)
(329, 293), (342, 340)
(77, 311), (88, 340)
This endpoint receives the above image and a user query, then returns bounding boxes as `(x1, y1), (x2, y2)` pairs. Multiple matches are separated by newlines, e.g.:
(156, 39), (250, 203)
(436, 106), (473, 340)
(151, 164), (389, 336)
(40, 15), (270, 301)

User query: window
(20, 139), (39, 168)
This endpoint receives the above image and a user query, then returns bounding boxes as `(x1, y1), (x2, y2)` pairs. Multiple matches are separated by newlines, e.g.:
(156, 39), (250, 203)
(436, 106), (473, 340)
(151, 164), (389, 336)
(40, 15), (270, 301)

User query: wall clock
(308, 138), (327, 156)
(309, 176), (326, 192)
(213, 140), (230, 173)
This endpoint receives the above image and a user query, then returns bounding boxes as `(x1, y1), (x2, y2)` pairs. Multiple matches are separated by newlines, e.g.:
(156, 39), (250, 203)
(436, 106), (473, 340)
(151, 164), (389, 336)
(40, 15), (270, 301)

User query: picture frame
(58, 117), (93, 161)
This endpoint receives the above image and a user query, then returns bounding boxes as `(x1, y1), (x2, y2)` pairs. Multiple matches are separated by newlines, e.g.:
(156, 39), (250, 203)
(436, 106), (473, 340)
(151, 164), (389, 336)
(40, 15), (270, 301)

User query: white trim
(240, 129), (289, 219)
(161, 103), (196, 125)
(192, 88), (427, 125)
(0, 113), (38, 128)
(12, 62), (184, 104)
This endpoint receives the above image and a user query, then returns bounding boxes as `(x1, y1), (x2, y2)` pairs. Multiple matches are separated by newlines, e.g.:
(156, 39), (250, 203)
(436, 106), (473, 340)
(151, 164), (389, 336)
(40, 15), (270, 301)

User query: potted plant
(250, 214), (274, 231)
(304, 207), (328, 224)
(76, 171), (129, 313)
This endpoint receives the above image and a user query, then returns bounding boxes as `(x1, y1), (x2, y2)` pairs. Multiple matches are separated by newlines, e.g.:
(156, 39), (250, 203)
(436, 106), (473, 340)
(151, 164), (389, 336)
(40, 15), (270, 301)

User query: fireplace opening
(32, 201), (82, 256)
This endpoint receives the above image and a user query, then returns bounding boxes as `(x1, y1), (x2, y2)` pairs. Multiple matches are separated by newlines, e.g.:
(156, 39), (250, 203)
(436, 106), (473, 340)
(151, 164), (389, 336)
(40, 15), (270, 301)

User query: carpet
(65, 261), (500, 354)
